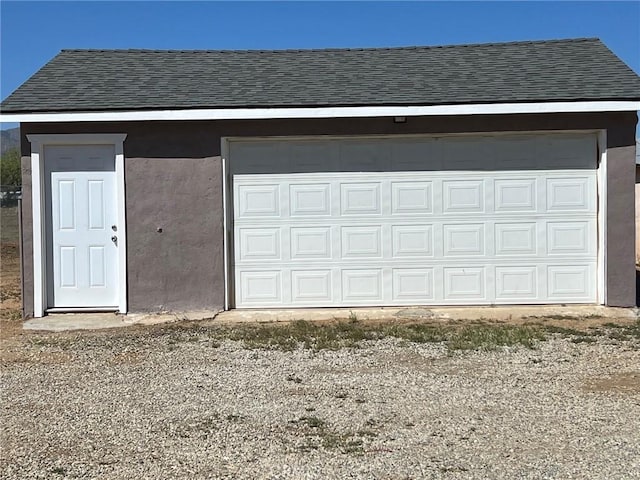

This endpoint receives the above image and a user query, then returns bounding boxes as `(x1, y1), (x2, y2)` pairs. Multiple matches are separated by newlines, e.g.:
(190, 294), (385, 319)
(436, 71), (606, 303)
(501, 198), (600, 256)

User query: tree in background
(1, 148), (21, 186)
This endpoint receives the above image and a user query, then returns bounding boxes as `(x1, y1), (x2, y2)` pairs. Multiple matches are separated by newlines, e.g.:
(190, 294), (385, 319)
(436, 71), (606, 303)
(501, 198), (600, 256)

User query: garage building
(1, 38), (639, 317)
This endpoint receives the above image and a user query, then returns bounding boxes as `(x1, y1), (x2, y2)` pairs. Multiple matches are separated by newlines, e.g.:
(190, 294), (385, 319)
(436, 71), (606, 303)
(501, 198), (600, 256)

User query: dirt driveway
(1, 317), (639, 480)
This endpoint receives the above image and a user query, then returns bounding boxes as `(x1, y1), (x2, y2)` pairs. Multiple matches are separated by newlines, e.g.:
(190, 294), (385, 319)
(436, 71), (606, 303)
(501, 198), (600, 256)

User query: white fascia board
(1, 101), (639, 123)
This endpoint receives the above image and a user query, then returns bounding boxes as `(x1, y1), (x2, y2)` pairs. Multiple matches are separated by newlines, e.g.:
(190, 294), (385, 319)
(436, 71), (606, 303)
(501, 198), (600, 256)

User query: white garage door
(230, 133), (598, 307)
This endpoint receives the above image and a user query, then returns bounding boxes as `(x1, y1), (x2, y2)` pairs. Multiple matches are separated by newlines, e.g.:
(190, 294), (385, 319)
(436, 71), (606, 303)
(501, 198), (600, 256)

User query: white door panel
(231, 133), (598, 307)
(46, 145), (118, 308)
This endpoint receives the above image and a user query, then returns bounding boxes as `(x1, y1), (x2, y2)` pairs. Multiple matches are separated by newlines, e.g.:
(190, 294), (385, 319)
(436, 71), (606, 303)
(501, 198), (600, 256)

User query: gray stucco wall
(125, 156), (222, 312)
(19, 112), (638, 316)
(605, 124), (637, 307)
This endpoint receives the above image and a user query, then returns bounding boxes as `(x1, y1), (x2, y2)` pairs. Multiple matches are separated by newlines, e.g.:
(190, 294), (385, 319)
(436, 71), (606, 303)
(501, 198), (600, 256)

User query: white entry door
(46, 145), (119, 308)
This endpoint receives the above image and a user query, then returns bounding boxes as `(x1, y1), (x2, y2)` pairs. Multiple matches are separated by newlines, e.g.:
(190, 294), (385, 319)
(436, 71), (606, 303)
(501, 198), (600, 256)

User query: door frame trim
(596, 130), (607, 305)
(26, 134), (128, 317)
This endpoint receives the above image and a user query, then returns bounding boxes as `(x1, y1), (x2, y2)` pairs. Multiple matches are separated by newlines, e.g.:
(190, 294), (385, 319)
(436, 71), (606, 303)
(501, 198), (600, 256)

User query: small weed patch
(203, 320), (547, 352)
(219, 320), (384, 351)
(541, 319), (640, 344)
(286, 374), (303, 384)
(571, 336), (597, 344)
(538, 325), (584, 336)
(1, 308), (22, 321)
(27, 336), (75, 350)
(447, 324), (544, 351)
(292, 416), (326, 429)
(618, 320), (640, 341)
(289, 415), (377, 454)
(225, 413), (245, 422)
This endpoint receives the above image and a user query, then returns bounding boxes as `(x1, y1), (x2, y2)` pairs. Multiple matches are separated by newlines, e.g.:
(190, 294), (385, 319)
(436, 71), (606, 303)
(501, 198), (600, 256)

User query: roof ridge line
(58, 37), (602, 54)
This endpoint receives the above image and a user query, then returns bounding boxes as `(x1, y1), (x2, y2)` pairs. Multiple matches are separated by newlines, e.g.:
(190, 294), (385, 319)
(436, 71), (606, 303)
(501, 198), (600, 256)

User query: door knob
(111, 235), (118, 243)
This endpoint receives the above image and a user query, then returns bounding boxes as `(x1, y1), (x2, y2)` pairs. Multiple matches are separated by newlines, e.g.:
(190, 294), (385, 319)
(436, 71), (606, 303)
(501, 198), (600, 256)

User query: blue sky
(1, 1), (639, 130)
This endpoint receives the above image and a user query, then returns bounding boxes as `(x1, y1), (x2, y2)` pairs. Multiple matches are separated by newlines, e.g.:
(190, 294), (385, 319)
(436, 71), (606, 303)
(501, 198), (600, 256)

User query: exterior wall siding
(19, 112), (638, 316)
(124, 156), (223, 312)
(605, 126), (637, 306)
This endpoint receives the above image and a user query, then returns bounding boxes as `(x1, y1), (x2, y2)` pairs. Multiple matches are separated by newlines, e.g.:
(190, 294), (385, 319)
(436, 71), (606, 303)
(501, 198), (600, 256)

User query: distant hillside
(1, 127), (20, 155)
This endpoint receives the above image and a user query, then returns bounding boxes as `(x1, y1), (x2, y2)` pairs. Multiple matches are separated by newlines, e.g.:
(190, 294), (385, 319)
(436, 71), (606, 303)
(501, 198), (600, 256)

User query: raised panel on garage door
(230, 132), (598, 307)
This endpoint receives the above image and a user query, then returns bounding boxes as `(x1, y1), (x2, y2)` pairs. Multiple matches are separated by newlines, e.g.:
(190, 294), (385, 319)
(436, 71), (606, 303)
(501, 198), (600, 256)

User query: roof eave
(1, 100), (639, 123)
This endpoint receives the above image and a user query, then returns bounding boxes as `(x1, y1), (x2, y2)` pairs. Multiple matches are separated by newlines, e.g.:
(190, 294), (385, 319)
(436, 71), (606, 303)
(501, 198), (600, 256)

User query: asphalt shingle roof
(1, 38), (639, 113)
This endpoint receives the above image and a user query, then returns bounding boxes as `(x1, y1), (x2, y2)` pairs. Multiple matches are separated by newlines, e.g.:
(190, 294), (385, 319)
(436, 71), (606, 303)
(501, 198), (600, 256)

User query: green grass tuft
(200, 320), (547, 352)
(446, 324), (545, 351)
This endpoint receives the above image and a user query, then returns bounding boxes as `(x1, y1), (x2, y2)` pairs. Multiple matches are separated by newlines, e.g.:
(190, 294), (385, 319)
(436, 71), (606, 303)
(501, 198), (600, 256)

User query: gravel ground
(1, 323), (639, 479)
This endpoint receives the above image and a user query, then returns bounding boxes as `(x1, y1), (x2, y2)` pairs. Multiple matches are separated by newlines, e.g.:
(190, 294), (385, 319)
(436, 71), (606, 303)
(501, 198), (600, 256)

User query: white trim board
(221, 139), (230, 311)
(2, 101), (639, 123)
(26, 133), (128, 317)
(596, 130), (607, 305)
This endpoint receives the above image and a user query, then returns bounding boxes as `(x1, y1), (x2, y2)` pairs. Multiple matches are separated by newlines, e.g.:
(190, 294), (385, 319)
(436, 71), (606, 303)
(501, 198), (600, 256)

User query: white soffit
(1, 101), (639, 123)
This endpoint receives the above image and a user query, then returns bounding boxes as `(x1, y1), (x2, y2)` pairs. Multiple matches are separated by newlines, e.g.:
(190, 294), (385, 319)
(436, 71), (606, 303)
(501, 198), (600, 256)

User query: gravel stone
(1, 328), (639, 479)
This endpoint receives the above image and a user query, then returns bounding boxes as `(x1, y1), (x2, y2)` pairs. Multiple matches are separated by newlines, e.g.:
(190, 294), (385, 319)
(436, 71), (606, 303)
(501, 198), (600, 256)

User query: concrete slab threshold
(23, 310), (221, 332)
(22, 305), (638, 332)
(216, 305), (638, 324)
